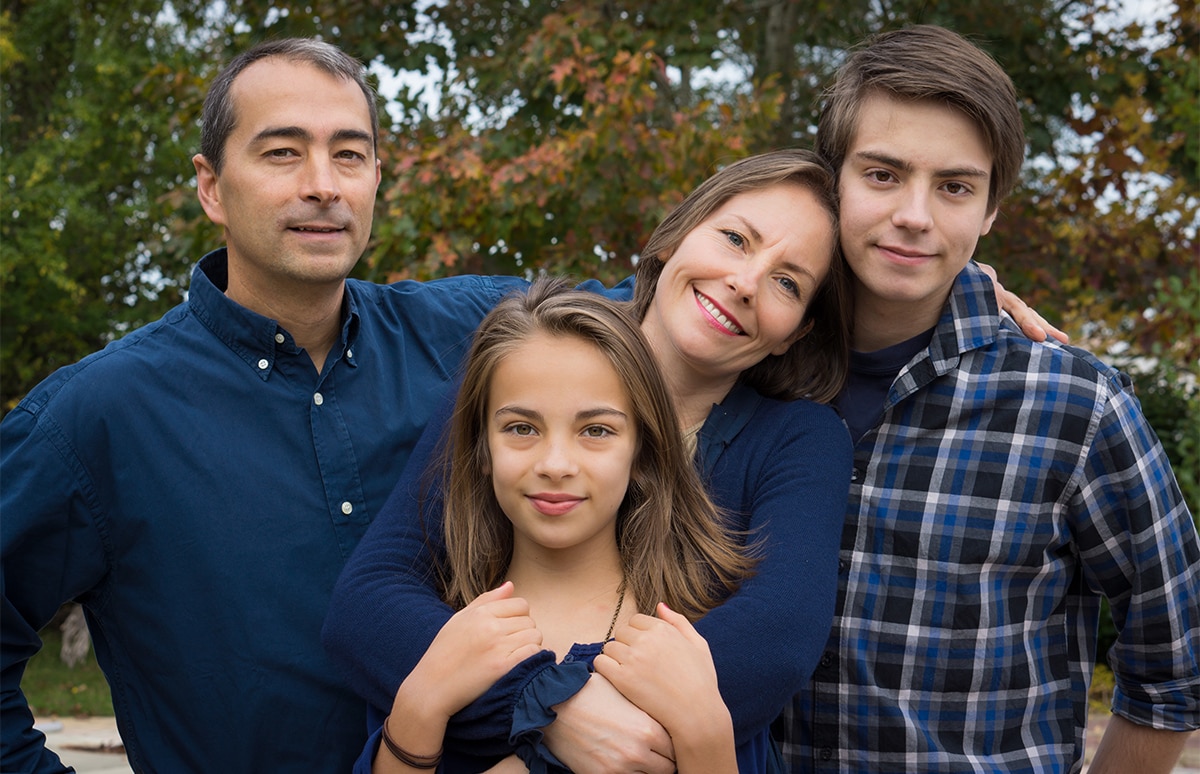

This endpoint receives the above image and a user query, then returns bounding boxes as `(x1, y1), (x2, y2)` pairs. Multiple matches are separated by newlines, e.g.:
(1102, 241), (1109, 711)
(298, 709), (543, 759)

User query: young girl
(366, 278), (760, 773)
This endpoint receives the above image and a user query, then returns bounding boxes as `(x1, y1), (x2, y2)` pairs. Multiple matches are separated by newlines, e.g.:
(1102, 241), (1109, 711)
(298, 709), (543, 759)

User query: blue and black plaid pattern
(780, 264), (1200, 773)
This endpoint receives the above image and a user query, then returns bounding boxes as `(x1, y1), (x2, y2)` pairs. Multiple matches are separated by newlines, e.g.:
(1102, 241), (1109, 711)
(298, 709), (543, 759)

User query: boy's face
(838, 94), (998, 343)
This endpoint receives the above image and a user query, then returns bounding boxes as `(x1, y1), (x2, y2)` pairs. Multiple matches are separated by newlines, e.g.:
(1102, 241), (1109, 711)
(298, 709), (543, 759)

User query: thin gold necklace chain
(603, 577), (629, 644)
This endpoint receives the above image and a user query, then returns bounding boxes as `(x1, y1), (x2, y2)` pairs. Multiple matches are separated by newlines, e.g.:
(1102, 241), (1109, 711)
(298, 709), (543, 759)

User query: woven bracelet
(381, 716), (442, 770)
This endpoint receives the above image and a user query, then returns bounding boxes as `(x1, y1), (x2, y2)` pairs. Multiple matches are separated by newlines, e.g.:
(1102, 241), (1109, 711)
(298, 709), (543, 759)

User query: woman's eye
(722, 230), (745, 249)
(508, 423), (535, 436)
(778, 276), (799, 297)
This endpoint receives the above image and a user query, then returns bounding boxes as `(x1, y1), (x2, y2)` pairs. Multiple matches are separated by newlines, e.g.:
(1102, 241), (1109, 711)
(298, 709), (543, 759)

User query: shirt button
(341, 501), (353, 515)
(820, 747), (833, 761)
(275, 333), (285, 344)
(820, 652), (833, 667)
(257, 358), (269, 370)
(851, 467), (861, 482)
(346, 348), (353, 358)
(313, 393), (324, 406)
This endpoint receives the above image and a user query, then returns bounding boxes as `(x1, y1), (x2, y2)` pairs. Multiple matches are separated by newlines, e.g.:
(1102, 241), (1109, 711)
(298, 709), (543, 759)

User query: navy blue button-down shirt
(1, 250), (537, 772)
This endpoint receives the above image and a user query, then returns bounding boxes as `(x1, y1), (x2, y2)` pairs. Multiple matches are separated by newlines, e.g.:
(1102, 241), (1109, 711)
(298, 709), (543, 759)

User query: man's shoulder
(347, 273), (529, 308)
(12, 305), (192, 419)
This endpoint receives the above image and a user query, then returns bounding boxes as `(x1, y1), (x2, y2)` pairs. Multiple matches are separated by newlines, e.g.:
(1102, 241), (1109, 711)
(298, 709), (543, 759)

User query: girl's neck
(506, 547), (629, 657)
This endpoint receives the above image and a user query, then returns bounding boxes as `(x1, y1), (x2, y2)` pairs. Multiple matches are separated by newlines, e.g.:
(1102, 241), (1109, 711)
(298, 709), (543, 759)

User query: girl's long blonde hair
(434, 277), (757, 621)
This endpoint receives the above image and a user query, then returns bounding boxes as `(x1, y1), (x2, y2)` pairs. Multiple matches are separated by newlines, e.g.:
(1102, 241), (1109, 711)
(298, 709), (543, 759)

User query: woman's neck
(640, 325), (735, 430)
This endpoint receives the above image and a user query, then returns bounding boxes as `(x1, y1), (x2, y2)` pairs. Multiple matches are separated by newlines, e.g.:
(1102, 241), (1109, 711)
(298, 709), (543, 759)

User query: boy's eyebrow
(853, 150), (989, 180)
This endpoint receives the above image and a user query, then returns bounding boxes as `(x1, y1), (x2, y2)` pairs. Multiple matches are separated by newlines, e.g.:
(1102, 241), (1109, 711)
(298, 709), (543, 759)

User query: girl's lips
(527, 493), (585, 516)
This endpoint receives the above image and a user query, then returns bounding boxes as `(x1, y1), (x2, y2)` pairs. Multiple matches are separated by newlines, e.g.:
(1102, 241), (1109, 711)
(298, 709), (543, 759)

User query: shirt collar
(696, 382), (764, 477)
(187, 249), (361, 379)
(928, 261), (1001, 367)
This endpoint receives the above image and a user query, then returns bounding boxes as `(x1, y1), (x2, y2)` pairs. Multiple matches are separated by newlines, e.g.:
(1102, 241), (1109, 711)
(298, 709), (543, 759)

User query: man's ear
(193, 154), (226, 227)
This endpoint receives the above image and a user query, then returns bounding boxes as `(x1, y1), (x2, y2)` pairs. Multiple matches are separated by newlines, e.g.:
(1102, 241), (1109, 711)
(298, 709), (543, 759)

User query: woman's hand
(482, 754), (529, 773)
(542, 673), (675, 774)
(978, 261), (1069, 344)
(593, 604), (737, 773)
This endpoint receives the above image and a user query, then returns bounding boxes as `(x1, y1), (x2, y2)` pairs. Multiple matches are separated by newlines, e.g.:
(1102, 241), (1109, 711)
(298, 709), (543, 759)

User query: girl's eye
(722, 230), (745, 249)
(582, 425), (612, 439)
(507, 423), (536, 436)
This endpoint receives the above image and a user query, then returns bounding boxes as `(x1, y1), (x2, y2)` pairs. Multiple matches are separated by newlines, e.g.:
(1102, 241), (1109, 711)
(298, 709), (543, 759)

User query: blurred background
(3, 0), (1197, 732)
(2, 0), (1196, 543)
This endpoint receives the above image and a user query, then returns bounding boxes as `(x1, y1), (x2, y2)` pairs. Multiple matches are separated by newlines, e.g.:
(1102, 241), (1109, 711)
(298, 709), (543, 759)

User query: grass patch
(23, 625), (114, 718)
(1088, 662), (1115, 715)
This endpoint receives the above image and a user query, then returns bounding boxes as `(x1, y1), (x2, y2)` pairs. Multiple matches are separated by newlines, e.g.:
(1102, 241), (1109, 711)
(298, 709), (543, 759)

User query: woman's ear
(771, 319), (815, 356)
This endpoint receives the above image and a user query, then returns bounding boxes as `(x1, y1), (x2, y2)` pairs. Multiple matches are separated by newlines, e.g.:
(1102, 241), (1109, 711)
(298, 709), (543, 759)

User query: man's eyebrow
(250, 126), (311, 145)
(853, 150), (988, 179)
(249, 127), (373, 145)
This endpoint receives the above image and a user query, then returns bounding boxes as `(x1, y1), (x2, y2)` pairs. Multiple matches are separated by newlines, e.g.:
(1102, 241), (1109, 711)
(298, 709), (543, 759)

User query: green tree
(1, 1), (219, 410)
(3, 0), (1195, 425)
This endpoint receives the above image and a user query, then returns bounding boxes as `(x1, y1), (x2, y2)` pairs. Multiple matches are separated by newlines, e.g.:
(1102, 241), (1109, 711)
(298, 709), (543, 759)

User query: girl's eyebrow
(494, 406), (627, 421)
(577, 408), (627, 422)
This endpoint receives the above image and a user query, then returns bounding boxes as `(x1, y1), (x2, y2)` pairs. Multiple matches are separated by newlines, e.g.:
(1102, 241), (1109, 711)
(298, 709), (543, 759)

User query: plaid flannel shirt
(780, 263), (1200, 773)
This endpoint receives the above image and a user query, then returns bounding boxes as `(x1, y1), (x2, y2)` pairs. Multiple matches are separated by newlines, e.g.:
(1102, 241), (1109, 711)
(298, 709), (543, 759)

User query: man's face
(193, 57), (381, 300)
(838, 94), (998, 342)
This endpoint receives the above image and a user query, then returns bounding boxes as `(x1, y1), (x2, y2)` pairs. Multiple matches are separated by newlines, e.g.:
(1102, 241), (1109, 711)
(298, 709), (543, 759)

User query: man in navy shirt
(0, 38), (531, 772)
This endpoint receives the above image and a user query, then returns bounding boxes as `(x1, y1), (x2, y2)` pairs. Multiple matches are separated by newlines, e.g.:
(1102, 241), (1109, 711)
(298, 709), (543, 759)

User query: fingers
(465, 580), (516, 607)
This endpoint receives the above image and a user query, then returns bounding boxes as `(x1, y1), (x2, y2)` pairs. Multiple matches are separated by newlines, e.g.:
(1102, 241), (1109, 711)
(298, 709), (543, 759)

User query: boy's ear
(980, 206), (999, 237)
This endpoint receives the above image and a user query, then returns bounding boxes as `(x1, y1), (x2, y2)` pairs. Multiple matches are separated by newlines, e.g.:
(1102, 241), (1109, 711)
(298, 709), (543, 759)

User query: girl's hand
(593, 604), (723, 732)
(594, 605), (737, 774)
(397, 582), (543, 720)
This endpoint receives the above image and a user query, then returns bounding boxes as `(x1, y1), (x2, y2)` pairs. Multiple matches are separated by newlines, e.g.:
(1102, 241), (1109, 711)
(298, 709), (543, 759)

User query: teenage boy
(780, 25), (1199, 773)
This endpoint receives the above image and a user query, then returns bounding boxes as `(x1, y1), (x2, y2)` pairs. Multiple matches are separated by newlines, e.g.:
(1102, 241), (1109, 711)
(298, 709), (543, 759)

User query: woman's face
(641, 182), (836, 386)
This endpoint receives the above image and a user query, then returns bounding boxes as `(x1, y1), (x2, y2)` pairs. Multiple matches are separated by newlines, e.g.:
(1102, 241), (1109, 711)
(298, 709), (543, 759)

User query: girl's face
(641, 182), (836, 387)
(487, 332), (638, 564)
